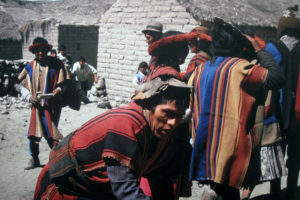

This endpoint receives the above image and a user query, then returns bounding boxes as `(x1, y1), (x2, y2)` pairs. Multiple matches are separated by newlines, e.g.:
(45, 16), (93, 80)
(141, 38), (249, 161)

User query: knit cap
(278, 5), (300, 37)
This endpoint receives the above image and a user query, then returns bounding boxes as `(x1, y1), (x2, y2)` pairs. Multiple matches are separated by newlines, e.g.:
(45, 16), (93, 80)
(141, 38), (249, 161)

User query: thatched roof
(178, 0), (299, 27)
(0, 0), (116, 40)
(0, 10), (21, 40)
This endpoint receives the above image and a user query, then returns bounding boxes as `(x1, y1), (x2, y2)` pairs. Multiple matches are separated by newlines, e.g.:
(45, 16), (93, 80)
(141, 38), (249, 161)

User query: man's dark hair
(78, 56), (86, 62)
(50, 49), (57, 54)
(138, 61), (148, 69)
(154, 31), (189, 66)
(280, 28), (300, 39)
(211, 25), (243, 57)
(58, 45), (66, 51)
(210, 19), (253, 57)
(192, 39), (212, 56)
(136, 86), (190, 111)
(146, 31), (162, 40)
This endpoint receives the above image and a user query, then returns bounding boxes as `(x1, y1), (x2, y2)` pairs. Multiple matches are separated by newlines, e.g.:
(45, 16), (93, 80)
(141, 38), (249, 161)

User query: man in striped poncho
(188, 18), (285, 200)
(18, 37), (69, 170)
(34, 77), (192, 200)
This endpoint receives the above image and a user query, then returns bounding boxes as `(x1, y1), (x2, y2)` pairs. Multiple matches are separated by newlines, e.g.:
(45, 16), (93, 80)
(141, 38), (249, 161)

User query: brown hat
(133, 77), (192, 101)
(191, 26), (209, 35)
(142, 21), (163, 34)
(278, 5), (300, 37)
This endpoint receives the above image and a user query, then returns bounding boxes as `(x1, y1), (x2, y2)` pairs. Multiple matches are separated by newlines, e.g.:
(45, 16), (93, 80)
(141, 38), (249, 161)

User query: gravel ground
(0, 102), (299, 200)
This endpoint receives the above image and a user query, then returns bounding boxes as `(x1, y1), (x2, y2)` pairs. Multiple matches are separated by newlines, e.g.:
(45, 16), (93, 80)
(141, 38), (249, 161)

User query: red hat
(148, 31), (211, 56)
(28, 37), (52, 53)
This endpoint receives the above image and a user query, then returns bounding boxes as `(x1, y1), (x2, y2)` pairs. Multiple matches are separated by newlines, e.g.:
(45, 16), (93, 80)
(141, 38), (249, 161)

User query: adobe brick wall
(21, 19), (58, 61)
(97, 0), (198, 106)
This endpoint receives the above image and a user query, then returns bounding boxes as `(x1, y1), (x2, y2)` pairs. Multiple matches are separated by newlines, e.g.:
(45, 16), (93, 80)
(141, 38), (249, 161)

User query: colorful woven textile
(18, 58), (66, 140)
(189, 56), (268, 189)
(184, 53), (209, 81)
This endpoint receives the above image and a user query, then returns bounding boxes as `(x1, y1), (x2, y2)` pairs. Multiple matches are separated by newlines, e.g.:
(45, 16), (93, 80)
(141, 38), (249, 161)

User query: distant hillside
(1, 0), (116, 27)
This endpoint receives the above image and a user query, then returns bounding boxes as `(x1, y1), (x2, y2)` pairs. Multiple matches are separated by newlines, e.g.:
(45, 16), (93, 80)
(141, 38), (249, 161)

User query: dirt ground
(0, 102), (299, 200)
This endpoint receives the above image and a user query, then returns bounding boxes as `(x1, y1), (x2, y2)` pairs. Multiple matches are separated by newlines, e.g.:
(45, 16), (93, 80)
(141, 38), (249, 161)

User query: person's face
(144, 32), (161, 45)
(50, 52), (57, 57)
(35, 49), (48, 62)
(189, 40), (198, 53)
(60, 50), (66, 56)
(147, 100), (185, 140)
(140, 66), (147, 74)
(79, 60), (85, 67)
(145, 33), (156, 44)
(178, 49), (188, 65)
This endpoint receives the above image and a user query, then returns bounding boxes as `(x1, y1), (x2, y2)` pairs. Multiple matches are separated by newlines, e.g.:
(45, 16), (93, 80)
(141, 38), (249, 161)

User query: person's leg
(287, 166), (299, 200)
(25, 138), (41, 170)
(286, 126), (300, 200)
(270, 179), (282, 200)
(80, 81), (89, 96)
(241, 186), (255, 200)
(52, 106), (62, 127)
(211, 183), (240, 200)
(34, 163), (80, 200)
(79, 81), (90, 104)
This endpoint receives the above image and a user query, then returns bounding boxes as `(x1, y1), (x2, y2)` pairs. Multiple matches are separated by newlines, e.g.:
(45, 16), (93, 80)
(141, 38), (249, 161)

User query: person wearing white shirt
(57, 45), (72, 71)
(132, 61), (148, 94)
(72, 56), (98, 103)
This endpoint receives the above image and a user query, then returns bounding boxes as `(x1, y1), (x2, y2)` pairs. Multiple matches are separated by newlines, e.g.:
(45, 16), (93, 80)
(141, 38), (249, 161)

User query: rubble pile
(0, 95), (31, 114)
(0, 60), (27, 97)
(0, 60), (113, 114)
(0, 60), (30, 114)
(88, 77), (112, 109)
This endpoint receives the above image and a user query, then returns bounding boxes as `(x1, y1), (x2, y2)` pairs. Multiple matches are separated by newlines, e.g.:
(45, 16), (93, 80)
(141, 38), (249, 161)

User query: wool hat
(133, 77), (192, 101)
(211, 17), (253, 56)
(142, 21), (163, 34)
(191, 26), (209, 35)
(148, 30), (212, 56)
(277, 5), (300, 37)
(189, 26), (212, 54)
(28, 37), (52, 53)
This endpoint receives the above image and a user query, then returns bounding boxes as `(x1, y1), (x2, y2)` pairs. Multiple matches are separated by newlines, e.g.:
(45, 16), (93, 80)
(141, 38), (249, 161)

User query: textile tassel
(294, 63), (300, 122)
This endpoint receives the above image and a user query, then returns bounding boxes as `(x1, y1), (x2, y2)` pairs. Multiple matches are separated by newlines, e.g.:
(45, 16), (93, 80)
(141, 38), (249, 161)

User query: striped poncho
(18, 57), (67, 141)
(184, 53), (210, 82)
(38, 102), (189, 199)
(189, 56), (268, 189)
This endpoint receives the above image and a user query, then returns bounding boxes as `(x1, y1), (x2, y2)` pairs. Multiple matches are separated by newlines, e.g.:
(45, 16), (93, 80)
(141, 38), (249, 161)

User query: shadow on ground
(251, 187), (300, 200)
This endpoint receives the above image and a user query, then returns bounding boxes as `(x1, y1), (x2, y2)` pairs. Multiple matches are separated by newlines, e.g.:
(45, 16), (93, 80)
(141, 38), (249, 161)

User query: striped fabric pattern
(189, 56), (268, 189)
(186, 54), (209, 75)
(18, 59), (66, 140)
(69, 103), (154, 183)
(143, 64), (181, 82)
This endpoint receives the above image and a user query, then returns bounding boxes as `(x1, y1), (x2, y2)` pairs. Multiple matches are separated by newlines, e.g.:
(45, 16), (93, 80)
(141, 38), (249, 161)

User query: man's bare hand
(246, 35), (262, 53)
(53, 89), (60, 96)
(29, 96), (40, 106)
(94, 74), (99, 84)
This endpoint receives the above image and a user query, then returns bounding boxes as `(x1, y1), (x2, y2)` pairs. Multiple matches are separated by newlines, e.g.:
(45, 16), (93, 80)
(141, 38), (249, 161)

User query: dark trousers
(80, 81), (89, 96)
(285, 125), (300, 200)
(211, 183), (240, 200)
(79, 81), (90, 103)
(29, 137), (54, 158)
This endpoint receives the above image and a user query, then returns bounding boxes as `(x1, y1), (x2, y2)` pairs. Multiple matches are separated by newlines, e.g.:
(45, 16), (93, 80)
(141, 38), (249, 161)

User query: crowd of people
(16, 4), (300, 200)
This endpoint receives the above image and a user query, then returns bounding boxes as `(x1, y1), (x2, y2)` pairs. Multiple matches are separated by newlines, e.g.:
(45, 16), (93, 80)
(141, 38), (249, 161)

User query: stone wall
(97, 0), (198, 106)
(21, 19), (59, 61)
